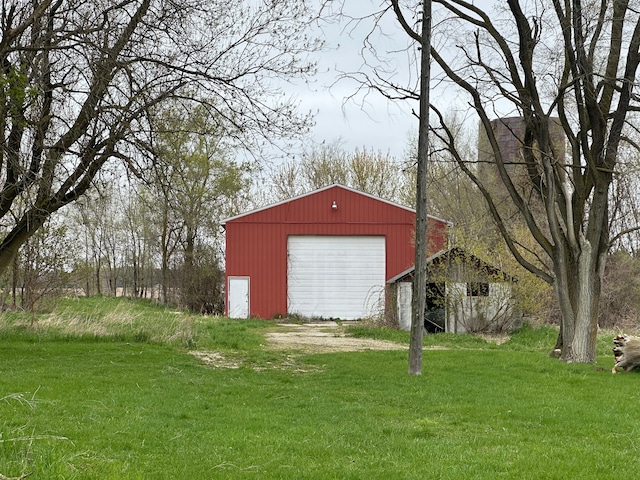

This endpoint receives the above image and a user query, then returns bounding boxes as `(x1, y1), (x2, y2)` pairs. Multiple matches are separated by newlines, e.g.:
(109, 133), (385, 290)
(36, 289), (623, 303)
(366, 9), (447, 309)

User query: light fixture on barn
(331, 201), (338, 210)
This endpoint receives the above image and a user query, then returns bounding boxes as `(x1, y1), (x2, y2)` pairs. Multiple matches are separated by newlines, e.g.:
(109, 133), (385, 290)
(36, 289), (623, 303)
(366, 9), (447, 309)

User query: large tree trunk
(557, 275), (599, 363)
(554, 202), (610, 362)
(0, 212), (49, 277)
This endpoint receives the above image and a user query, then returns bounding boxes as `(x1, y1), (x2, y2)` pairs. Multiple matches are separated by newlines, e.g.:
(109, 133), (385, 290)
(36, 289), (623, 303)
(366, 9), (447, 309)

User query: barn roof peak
(222, 183), (451, 225)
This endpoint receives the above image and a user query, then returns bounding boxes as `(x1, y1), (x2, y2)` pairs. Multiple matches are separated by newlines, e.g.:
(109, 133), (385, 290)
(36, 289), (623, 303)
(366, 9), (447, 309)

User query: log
(612, 334), (640, 373)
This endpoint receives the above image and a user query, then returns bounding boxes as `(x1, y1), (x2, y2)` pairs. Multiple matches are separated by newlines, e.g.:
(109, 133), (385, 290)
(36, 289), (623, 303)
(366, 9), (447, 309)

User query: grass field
(0, 297), (639, 479)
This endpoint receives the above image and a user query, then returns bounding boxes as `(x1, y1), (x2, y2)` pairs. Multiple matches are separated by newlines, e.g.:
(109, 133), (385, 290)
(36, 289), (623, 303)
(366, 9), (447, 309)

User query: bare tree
(337, 1), (640, 363)
(298, 140), (351, 190)
(269, 140), (408, 202)
(120, 184), (155, 299)
(73, 189), (111, 296)
(0, 0), (320, 277)
(609, 140), (640, 255)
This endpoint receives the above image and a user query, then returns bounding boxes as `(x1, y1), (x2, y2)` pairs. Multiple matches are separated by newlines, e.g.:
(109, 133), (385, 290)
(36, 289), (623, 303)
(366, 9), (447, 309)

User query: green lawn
(0, 297), (638, 479)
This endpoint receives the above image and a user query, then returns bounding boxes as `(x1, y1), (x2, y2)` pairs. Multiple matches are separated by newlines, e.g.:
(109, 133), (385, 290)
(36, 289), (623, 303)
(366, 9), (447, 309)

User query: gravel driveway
(264, 322), (407, 354)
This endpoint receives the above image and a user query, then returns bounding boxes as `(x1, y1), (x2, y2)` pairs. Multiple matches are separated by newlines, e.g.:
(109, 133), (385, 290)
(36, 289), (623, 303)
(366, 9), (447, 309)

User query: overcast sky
(286, 2), (420, 161)
(282, 0), (505, 162)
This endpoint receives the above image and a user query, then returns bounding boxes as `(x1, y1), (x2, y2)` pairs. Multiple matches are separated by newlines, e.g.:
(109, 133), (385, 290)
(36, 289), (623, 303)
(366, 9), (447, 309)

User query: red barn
(223, 184), (448, 319)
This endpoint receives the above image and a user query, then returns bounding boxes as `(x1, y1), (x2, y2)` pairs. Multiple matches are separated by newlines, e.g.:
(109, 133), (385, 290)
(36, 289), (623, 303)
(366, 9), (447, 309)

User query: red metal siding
(225, 185), (448, 319)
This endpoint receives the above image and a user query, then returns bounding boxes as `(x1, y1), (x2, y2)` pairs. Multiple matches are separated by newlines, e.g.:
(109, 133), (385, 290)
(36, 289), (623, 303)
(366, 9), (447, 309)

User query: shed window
(467, 282), (489, 297)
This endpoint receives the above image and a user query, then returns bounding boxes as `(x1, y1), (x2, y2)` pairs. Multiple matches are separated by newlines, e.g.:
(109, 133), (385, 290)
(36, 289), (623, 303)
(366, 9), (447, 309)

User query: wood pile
(612, 334), (640, 373)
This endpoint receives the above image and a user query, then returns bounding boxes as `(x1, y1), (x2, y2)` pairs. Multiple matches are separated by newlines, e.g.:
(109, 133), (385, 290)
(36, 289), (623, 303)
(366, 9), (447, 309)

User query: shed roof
(387, 246), (516, 283)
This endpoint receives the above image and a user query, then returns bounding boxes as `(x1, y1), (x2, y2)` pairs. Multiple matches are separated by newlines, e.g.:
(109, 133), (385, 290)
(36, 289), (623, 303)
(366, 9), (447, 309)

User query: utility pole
(408, 0), (432, 375)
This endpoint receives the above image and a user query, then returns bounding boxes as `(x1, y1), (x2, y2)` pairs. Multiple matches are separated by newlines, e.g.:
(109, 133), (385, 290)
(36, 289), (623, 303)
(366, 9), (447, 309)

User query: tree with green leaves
(147, 102), (250, 311)
(0, 0), (320, 277)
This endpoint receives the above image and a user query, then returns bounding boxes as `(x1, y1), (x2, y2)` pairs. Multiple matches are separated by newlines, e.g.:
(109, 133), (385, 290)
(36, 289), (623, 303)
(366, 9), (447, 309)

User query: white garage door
(287, 236), (386, 320)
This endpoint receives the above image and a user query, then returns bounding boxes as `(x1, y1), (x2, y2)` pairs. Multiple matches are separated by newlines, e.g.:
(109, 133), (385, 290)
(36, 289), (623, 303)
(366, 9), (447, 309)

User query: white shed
(387, 247), (520, 334)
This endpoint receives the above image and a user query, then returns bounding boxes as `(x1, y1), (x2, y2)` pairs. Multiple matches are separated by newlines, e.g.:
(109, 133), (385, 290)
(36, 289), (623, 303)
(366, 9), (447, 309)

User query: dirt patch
(190, 351), (242, 369)
(189, 350), (321, 372)
(264, 322), (408, 354)
(478, 334), (510, 345)
(190, 322), (438, 371)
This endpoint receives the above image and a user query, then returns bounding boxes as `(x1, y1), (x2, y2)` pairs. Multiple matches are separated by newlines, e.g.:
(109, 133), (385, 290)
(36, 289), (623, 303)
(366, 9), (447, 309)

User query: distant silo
(477, 116), (566, 196)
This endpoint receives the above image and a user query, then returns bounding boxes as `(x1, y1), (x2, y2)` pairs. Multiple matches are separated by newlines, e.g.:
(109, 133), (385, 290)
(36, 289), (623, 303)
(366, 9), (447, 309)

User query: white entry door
(397, 282), (413, 331)
(287, 236), (386, 320)
(228, 277), (249, 318)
